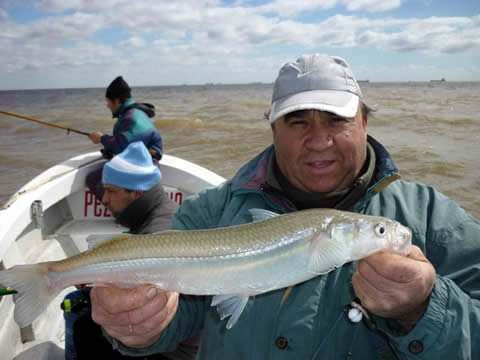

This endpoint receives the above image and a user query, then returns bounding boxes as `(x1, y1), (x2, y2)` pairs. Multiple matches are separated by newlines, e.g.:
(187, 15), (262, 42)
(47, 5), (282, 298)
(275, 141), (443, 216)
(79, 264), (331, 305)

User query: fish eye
(375, 223), (386, 237)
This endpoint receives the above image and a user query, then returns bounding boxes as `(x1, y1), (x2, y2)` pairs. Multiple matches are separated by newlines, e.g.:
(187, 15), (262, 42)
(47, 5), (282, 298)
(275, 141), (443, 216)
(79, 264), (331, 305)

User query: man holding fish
(88, 54), (480, 358)
(2, 54), (478, 359)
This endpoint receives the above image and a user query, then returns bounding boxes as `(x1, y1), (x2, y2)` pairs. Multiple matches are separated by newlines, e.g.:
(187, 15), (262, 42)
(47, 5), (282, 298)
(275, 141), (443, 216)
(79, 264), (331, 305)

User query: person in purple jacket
(87, 76), (163, 200)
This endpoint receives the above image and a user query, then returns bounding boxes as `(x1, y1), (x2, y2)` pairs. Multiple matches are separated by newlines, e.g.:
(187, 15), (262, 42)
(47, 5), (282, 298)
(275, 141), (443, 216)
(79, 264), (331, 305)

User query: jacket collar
(113, 97), (135, 118)
(367, 135), (401, 192)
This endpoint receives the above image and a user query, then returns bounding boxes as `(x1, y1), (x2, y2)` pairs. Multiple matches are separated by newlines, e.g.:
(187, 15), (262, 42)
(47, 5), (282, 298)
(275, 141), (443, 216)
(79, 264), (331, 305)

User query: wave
(153, 117), (204, 129)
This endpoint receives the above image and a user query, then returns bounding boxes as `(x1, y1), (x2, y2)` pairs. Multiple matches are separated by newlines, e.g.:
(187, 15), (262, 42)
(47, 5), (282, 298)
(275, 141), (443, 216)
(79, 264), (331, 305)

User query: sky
(0, 0), (479, 90)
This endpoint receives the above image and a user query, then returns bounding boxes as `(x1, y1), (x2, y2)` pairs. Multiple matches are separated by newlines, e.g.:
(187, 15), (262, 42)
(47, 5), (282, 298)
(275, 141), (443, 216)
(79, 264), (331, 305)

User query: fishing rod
(0, 110), (90, 136)
(0, 110), (160, 158)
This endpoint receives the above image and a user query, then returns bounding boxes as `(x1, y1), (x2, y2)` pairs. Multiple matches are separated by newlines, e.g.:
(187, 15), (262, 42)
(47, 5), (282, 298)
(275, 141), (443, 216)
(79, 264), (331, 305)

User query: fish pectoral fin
(248, 208), (280, 222)
(211, 295), (249, 329)
(308, 232), (351, 274)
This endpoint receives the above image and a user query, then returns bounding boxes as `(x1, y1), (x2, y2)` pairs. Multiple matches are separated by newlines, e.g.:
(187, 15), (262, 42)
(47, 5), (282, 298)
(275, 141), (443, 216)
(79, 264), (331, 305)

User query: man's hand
(89, 131), (104, 144)
(90, 285), (179, 348)
(352, 245), (436, 331)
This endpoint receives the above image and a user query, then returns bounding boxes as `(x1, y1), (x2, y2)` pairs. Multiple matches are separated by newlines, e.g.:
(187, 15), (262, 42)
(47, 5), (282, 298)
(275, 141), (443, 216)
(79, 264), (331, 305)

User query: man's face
(272, 103), (368, 193)
(106, 98), (122, 115)
(102, 184), (141, 217)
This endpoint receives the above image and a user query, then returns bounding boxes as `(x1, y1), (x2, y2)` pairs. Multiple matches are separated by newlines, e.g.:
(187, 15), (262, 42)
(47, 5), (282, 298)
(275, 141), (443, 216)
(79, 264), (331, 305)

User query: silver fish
(0, 208), (411, 329)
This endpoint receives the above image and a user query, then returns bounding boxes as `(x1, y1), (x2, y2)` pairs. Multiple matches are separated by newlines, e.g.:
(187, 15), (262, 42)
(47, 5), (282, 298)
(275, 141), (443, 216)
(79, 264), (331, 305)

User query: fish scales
(50, 209), (330, 272)
(0, 208), (412, 328)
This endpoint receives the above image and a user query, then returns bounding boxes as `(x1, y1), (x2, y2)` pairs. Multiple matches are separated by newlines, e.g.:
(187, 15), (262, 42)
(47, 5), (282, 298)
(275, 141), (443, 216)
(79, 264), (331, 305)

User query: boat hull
(0, 151), (224, 360)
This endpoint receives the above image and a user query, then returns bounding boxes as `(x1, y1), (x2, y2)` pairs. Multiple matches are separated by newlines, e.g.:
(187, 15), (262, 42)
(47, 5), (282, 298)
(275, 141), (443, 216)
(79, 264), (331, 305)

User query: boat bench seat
(53, 219), (126, 256)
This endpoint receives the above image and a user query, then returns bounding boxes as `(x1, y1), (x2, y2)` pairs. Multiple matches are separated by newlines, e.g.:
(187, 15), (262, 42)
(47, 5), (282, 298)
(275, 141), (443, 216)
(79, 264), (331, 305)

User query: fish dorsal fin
(249, 208), (280, 222)
(211, 295), (249, 329)
(86, 233), (123, 250)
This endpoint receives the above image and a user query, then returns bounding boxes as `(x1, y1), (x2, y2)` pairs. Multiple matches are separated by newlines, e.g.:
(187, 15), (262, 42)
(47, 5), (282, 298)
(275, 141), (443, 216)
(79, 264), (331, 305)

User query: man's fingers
(91, 284), (179, 347)
(100, 291), (179, 348)
(351, 270), (374, 303)
(91, 285), (172, 327)
(127, 290), (179, 326)
(359, 246), (424, 283)
(406, 245), (429, 262)
(353, 245), (436, 321)
(91, 284), (156, 313)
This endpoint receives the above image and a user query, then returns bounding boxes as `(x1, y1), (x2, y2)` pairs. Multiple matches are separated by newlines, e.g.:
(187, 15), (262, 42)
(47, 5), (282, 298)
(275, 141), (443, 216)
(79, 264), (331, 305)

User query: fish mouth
(393, 224), (413, 256)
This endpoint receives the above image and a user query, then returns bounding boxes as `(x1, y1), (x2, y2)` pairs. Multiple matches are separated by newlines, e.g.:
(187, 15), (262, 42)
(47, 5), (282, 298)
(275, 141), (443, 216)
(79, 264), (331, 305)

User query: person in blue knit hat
(66, 142), (199, 359)
(103, 140), (162, 189)
(101, 141), (163, 220)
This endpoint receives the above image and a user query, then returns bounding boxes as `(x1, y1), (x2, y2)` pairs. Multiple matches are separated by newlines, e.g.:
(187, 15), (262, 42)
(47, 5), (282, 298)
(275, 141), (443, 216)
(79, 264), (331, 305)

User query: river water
(0, 82), (479, 219)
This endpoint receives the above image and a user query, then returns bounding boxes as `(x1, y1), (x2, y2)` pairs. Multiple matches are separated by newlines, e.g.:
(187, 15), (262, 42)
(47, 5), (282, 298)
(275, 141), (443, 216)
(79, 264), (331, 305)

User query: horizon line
(1, 80), (479, 92)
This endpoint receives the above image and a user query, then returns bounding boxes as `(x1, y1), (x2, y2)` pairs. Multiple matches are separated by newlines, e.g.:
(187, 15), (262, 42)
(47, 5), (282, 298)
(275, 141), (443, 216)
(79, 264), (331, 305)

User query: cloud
(2, 12), (106, 42)
(257, 0), (338, 17)
(119, 36), (146, 48)
(4, 2), (477, 54)
(358, 16), (480, 54)
(36, 0), (222, 13)
(342, 0), (402, 12)
(36, 0), (127, 12)
(112, 2), (202, 34)
(0, 41), (119, 72)
(0, 0), (479, 87)
(0, 8), (8, 20)
(249, 0), (402, 16)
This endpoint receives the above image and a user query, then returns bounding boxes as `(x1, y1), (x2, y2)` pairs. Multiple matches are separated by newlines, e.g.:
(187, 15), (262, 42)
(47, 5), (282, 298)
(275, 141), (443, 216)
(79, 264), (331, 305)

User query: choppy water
(0, 82), (479, 219)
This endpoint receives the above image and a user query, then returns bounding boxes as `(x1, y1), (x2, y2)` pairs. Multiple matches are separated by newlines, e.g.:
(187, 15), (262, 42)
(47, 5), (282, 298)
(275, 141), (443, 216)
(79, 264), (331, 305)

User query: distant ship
(357, 80), (370, 83)
(430, 78), (446, 83)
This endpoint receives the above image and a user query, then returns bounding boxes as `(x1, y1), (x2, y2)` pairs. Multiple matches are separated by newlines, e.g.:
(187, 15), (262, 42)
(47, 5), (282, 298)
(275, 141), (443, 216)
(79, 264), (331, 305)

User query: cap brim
(268, 90), (359, 123)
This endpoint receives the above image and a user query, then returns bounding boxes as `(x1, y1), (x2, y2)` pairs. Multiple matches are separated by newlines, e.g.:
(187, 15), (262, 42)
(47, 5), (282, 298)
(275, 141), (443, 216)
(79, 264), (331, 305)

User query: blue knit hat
(102, 142), (162, 191)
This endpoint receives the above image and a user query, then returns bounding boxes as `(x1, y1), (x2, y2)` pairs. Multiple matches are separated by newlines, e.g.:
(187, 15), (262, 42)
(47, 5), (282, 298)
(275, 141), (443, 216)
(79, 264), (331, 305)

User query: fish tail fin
(0, 263), (60, 328)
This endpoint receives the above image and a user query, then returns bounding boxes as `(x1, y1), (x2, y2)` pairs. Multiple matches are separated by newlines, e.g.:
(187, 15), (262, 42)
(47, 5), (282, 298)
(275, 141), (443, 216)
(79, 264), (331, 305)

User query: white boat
(0, 152), (225, 360)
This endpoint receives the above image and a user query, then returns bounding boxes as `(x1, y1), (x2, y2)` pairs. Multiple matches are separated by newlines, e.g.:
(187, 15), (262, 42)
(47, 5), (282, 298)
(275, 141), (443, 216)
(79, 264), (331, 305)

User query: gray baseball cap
(268, 54), (364, 123)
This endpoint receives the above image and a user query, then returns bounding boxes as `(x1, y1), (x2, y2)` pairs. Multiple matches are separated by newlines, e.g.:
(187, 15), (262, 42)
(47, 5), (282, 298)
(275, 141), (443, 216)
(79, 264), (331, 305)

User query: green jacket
(101, 98), (163, 157)
(122, 137), (480, 359)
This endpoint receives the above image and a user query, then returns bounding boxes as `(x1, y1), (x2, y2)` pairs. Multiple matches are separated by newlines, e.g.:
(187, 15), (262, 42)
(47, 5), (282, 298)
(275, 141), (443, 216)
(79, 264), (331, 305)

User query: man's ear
(271, 122), (276, 136)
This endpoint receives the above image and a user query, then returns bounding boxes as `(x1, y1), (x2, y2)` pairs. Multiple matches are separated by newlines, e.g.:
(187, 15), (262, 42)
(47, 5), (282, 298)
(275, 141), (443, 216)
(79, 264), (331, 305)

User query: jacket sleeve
(373, 184), (480, 359)
(115, 183), (232, 356)
(377, 275), (479, 359)
(114, 295), (208, 357)
(100, 133), (129, 154)
(100, 111), (134, 154)
(172, 181), (232, 231)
